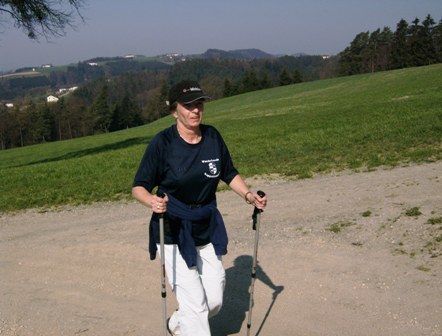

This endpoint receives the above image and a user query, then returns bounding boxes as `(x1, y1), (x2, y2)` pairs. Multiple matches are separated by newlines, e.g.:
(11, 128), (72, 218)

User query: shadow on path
(210, 255), (284, 336)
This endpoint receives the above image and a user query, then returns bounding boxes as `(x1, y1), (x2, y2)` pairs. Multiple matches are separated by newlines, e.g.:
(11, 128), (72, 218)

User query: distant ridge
(201, 48), (275, 60)
(4, 48), (305, 74)
(1, 48), (314, 100)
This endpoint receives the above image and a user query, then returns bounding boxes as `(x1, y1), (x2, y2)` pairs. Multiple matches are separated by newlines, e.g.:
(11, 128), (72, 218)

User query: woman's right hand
(151, 194), (169, 214)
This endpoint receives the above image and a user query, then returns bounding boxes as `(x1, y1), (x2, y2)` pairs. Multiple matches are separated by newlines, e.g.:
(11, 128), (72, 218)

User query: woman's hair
(168, 101), (178, 113)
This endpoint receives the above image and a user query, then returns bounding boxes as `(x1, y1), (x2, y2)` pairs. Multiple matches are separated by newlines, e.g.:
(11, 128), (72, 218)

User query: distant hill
(1, 48), (314, 101)
(201, 48), (275, 60)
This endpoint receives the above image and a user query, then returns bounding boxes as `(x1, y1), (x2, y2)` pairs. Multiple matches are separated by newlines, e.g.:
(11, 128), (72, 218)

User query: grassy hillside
(1, 65), (441, 212)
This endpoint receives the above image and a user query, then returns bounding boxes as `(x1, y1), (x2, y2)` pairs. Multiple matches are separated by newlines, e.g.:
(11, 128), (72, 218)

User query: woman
(132, 80), (267, 335)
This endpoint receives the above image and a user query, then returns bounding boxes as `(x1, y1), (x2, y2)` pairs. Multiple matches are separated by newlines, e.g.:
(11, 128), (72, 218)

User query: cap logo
(182, 87), (202, 93)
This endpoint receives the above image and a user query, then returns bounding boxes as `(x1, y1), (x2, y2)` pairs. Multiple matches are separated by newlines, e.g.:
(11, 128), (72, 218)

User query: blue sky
(1, 0), (441, 72)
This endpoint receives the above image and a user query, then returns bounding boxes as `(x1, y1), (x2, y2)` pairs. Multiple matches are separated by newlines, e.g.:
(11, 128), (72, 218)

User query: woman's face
(173, 100), (205, 130)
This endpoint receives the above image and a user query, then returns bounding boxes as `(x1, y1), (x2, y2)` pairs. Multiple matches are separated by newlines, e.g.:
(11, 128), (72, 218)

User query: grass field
(1, 64), (441, 212)
(0, 71), (44, 79)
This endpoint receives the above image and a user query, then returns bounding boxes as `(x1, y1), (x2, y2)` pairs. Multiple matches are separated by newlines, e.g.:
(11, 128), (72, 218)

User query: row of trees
(339, 14), (442, 75)
(222, 68), (303, 97)
(0, 91), (144, 149)
(0, 72), (169, 149)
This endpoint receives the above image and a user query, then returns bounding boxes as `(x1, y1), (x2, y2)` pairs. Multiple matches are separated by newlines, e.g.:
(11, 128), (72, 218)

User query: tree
(24, 102), (55, 144)
(223, 78), (236, 97)
(241, 69), (260, 93)
(0, 0), (84, 39)
(279, 68), (292, 86)
(376, 27), (394, 70)
(158, 81), (169, 118)
(367, 29), (381, 72)
(66, 94), (91, 137)
(391, 19), (411, 69)
(365, 27), (393, 72)
(420, 14), (437, 65)
(292, 69), (303, 84)
(338, 31), (370, 75)
(259, 72), (272, 89)
(434, 19), (442, 62)
(408, 17), (426, 66)
(0, 105), (9, 149)
(89, 83), (112, 133)
(110, 94), (143, 132)
(407, 17), (437, 66)
(142, 81), (169, 123)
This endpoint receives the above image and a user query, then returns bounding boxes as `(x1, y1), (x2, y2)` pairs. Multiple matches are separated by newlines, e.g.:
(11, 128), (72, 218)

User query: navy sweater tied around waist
(149, 194), (228, 268)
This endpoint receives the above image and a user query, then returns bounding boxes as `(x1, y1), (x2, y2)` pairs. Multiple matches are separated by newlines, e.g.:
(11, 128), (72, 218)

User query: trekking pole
(158, 192), (168, 336)
(246, 190), (265, 336)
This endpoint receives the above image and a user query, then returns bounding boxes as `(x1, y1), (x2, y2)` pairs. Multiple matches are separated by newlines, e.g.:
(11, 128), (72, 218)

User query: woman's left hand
(249, 191), (267, 210)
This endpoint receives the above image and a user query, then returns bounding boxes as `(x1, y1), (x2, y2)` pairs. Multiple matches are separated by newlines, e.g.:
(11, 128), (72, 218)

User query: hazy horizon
(1, 0), (441, 72)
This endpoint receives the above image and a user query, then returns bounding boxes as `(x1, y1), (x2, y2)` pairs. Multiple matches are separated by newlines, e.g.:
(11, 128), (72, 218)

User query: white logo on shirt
(202, 158), (220, 178)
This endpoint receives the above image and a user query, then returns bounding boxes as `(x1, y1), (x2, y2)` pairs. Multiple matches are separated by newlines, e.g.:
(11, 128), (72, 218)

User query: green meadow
(1, 65), (441, 212)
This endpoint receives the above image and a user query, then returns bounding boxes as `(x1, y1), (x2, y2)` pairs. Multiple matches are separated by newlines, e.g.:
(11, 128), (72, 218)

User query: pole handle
(252, 190), (265, 230)
(158, 191), (165, 218)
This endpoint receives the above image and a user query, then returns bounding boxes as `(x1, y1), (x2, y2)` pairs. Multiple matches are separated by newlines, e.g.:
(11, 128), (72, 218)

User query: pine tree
(241, 69), (260, 92)
(434, 19), (442, 62)
(368, 29), (381, 72)
(260, 73), (272, 89)
(391, 19), (410, 69)
(292, 70), (303, 83)
(338, 31), (370, 75)
(279, 68), (292, 86)
(110, 94), (143, 131)
(421, 14), (438, 65)
(223, 78), (235, 97)
(89, 83), (111, 133)
(378, 27), (394, 70)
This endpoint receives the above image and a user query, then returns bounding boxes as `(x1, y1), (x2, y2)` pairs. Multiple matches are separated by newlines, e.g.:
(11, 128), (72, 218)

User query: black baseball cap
(167, 80), (211, 106)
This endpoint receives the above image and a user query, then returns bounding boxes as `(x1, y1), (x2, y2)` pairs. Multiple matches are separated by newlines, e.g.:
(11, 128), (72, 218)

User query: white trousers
(158, 243), (226, 336)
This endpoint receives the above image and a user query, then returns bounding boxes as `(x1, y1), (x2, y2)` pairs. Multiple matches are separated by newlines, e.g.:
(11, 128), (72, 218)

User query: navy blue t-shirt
(133, 124), (238, 245)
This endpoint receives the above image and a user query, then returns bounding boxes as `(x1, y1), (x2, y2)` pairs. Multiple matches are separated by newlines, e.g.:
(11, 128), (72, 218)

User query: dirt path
(1, 162), (441, 336)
